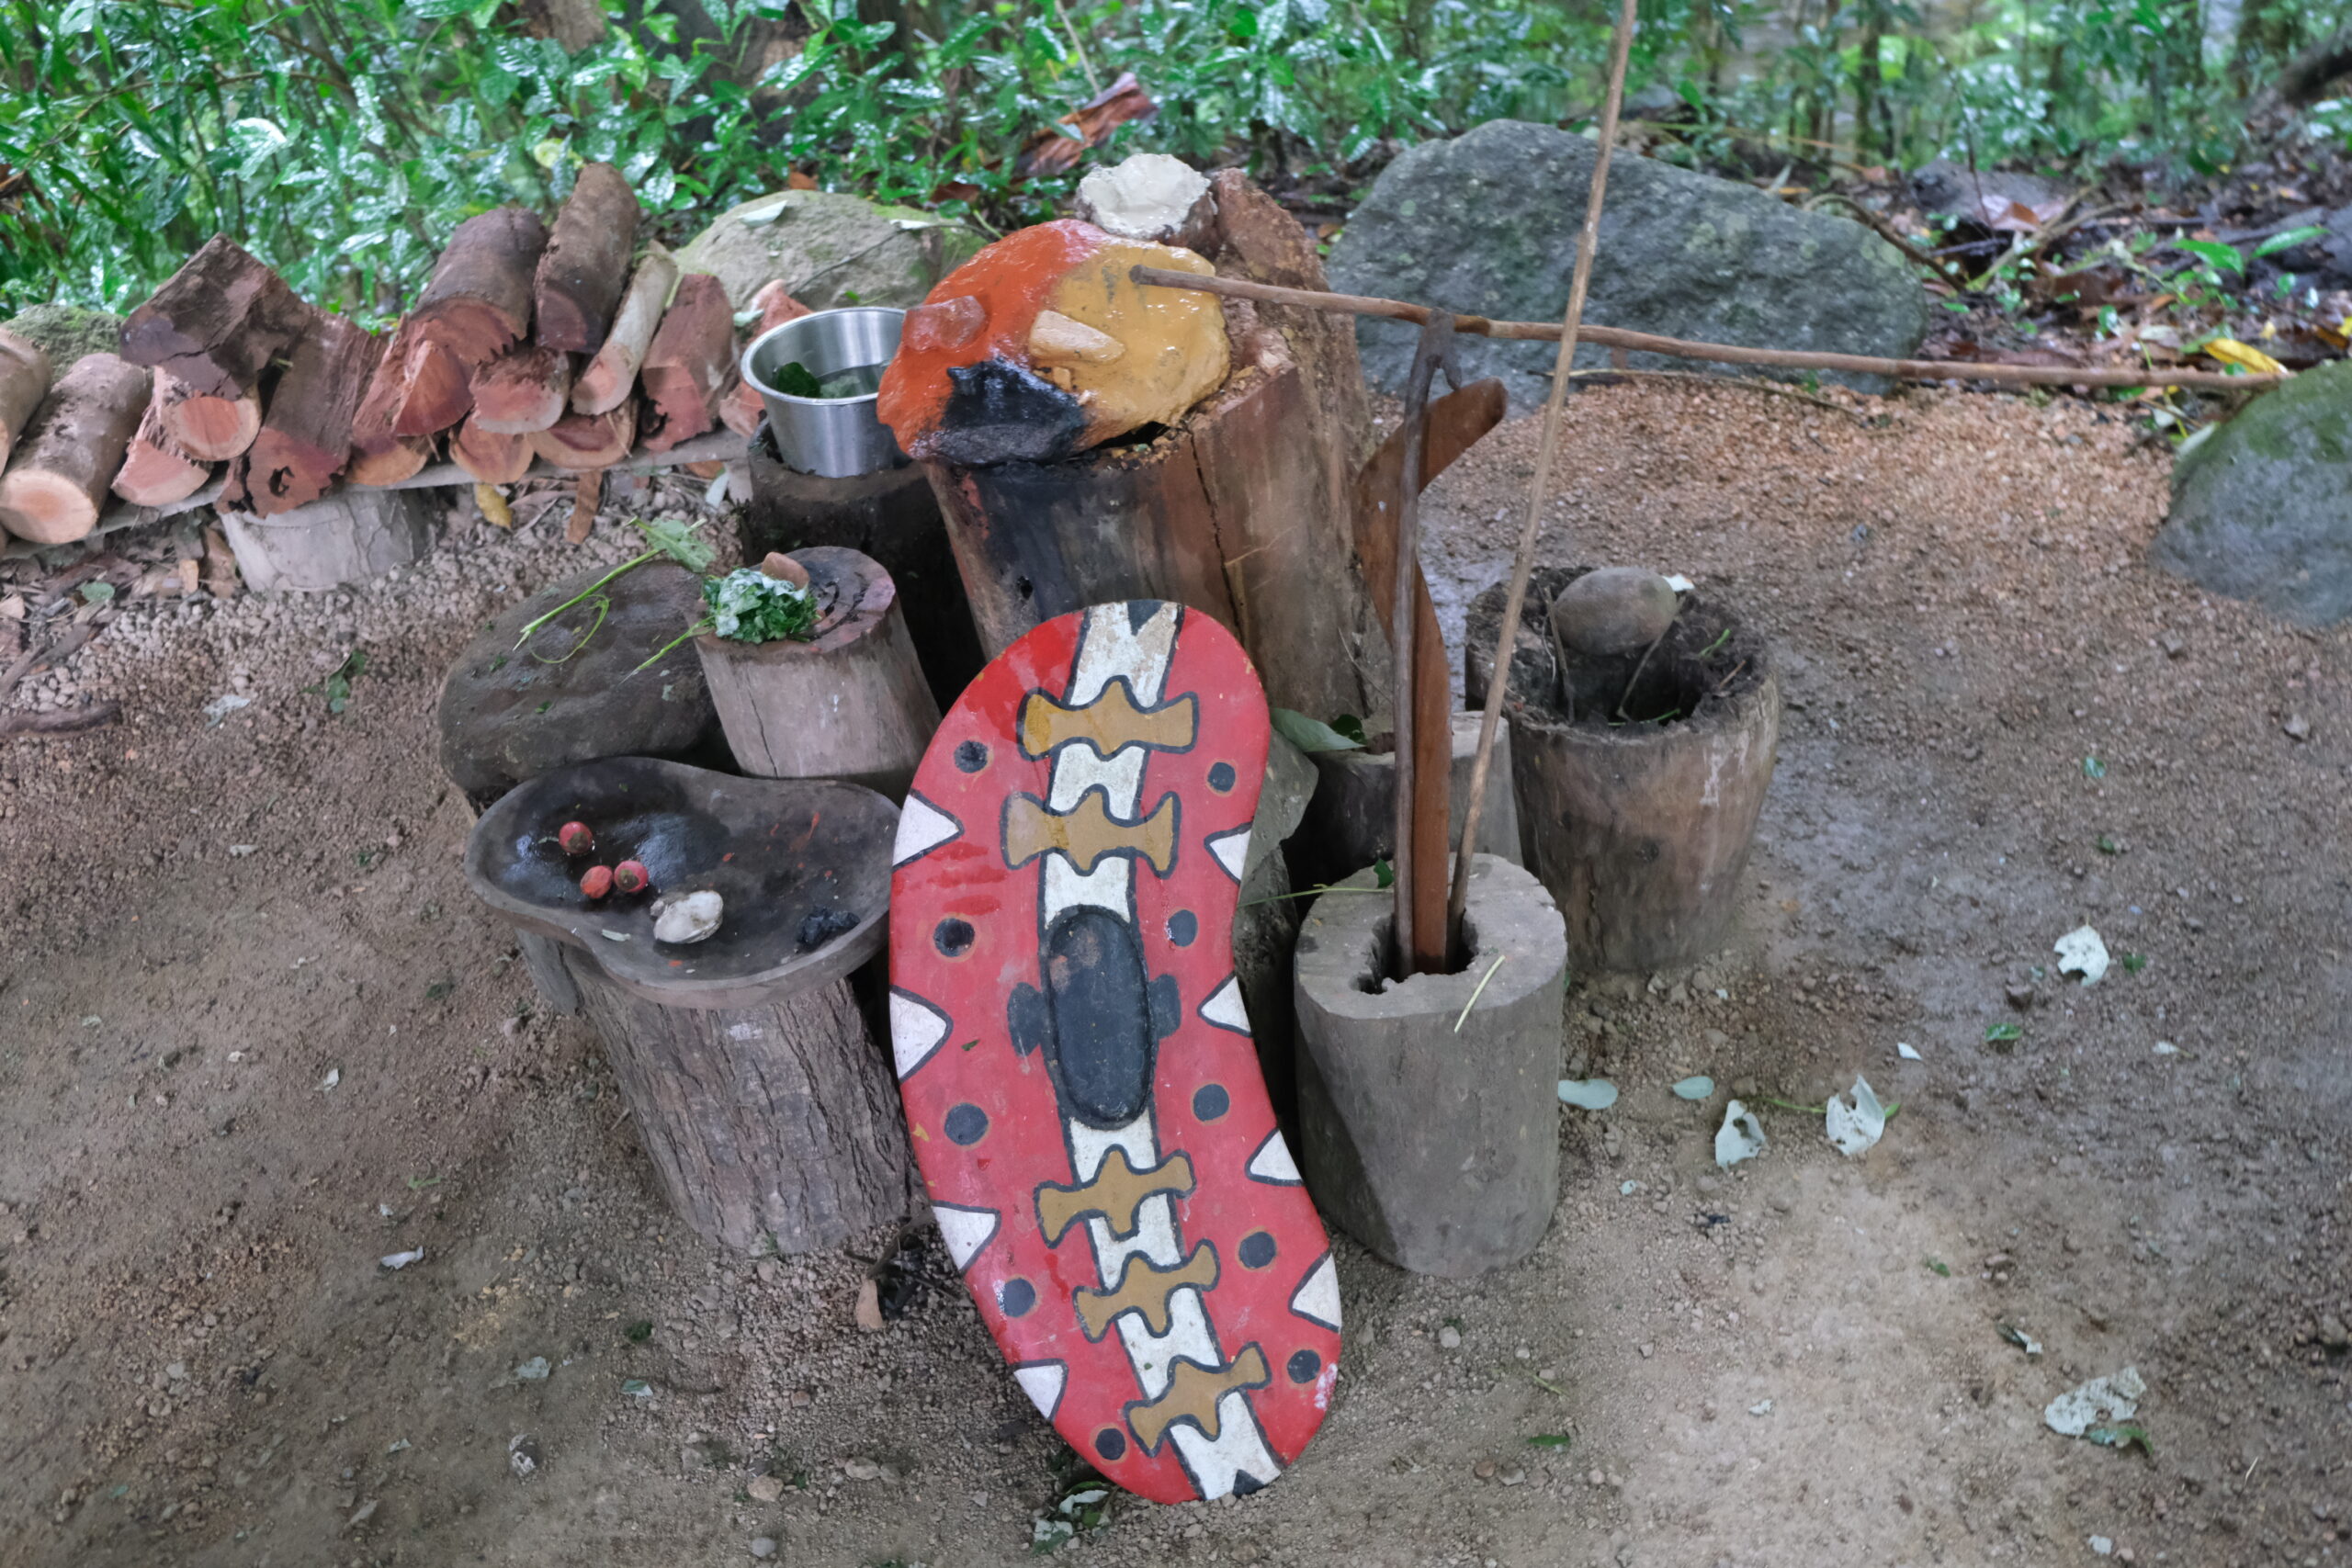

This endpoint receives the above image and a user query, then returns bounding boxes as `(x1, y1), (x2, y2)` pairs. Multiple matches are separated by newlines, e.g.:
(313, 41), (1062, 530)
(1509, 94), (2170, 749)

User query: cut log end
(572, 245), (679, 416)
(531, 402), (636, 470)
(0, 471), (104, 544)
(0, 353), (152, 544)
(112, 396), (212, 507)
(469, 345), (573, 434)
(639, 274), (732, 453)
(156, 370), (263, 460)
(451, 416), (535, 485)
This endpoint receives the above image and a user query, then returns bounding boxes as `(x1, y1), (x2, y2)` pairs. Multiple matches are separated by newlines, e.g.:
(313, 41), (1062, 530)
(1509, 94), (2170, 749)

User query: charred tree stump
(739, 422), (980, 705)
(534, 162), (641, 353)
(220, 485), (437, 593)
(232, 315), (377, 516)
(1466, 568), (1780, 973)
(464, 760), (914, 1254)
(0, 329), (55, 468)
(119, 233), (314, 400)
(695, 547), (940, 798)
(0, 353), (152, 544)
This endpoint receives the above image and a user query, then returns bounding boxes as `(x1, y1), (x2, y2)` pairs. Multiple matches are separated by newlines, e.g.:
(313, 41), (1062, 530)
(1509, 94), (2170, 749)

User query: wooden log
(348, 319), (437, 482)
(566, 468), (603, 544)
(153, 367), (261, 460)
(383, 322), (475, 439)
(219, 485), (437, 593)
(0, 328), (55, 469)
(236, 314), (377, 517)
(469, 344), (571, 434)
(118, 233), (314, 399)
(1207, 169), (1372, 474)
(639, 273), (732, 452)
(718, 280), (811, 436)
(527, 402), (635, 469)
(572, 244), (678, 415)
(740, 422), (981, 706)
(449, 414), (534, 485)
(570, 954), (914, 1253)
(694, 547), (941, 798)
(413, 205), (548, 367)
(110, 389), (212, 507)
(925, 344), (1381, 721)
(1290, 711), (1524, 892)
(0, 353), (153, 544)
(1465, 570), (1780, 973)
(534, 161), (640, 352)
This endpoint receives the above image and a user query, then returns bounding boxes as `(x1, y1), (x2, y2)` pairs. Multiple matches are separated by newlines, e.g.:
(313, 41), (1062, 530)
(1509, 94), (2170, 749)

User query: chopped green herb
(1924, 1257), (1951, 1277)
(1526, 1433), (1573, 1449)
(624, 1319), (653, 1343)
(1985, 1022), (2023, 1043)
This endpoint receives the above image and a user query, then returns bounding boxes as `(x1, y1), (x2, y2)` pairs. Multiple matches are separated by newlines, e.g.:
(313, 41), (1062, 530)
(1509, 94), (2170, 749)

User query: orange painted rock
(876, 220), (1229, 467)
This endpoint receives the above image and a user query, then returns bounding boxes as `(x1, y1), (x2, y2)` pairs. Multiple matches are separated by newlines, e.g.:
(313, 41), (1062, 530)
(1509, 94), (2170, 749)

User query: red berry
(579, 864), (614, 899)
(612, 860), (650, 895)
(558, 821), (595, 855)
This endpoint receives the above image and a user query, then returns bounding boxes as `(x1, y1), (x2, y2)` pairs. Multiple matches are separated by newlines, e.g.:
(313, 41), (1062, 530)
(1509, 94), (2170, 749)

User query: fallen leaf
(2203, 336), (2286, 376)
(1557, 1078), (1619, 1111)
(1714, 1100), (1766, 1168)
(475, 483), (514, 529)
(854, 1276), (885, 1332)
(1670, 1076), (1714, 1100)
(2045, 1366), (2145, 1438)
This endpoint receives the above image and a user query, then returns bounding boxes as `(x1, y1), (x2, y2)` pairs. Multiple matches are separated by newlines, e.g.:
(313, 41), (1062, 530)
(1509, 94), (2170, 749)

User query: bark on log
(534, 161), (640, 353)
(111, 389), (212, 507)
(349, 320), (439, 481)
(569, 953), (916, 1254)
(235, 314), (377, 517)
(118, 233), (314, 399)
(450, 414), (535, 485)
(0, 353), (153, 544)
(572, 244), (678, 415)
(1207, 170), (1372, 474)
(469, 344), (572, 434)
(219, 485), (437, 593)
(0, 329), (55, 470)
(1466, 570), (1779, 973)
(694, 546), (941, 798)
(413, 206), (548, 367)
(639, 274), (732, 452)
(740, 423), (981, 705)
(153, 367), (262, 460)
(926, 344), (1382, 721)
(528, 402), (636, 469)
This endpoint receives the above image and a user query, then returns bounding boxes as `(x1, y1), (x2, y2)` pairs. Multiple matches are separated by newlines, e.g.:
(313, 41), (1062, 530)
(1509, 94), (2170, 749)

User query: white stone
(650, 889), (723, 944)
(1075, 153), (1211, 244)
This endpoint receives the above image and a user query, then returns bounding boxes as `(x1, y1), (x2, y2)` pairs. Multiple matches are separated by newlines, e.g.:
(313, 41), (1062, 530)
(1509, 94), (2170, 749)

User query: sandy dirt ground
(1, 380), (2347, 1568)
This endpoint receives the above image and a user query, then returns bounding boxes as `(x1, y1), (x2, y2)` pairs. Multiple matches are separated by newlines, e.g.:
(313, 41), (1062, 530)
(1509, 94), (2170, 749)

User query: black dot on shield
(954, 739), (989, 773)
(1238, 1231), (1277, 1269)
(1208, 761), (1238, 792)
(933, 917), (975, 957)
(1287, 1348), (1322, 1384)
(944, 1103), (989, 1145)
(1166, 909), (1198, 947)
(1096, 1427), (1127, 1461)
(1193, 1083), (1229, 1121)
(999, 1278), (1036, 1316)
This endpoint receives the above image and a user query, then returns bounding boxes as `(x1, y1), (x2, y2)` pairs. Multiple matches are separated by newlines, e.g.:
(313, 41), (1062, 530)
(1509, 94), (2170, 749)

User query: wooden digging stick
(1117, 280), (2290, 394)
(1390, 311), (1456, 976)
(1450, 0), (1637, 941)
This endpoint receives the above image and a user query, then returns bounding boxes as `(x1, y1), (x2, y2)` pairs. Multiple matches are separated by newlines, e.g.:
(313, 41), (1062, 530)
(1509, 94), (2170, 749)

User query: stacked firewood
(0, 163), (765, 548)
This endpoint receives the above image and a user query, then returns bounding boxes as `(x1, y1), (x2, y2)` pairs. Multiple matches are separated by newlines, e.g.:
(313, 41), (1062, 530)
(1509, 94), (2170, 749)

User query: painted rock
(874, 220), (1230, 467)
(888, 600), (1340, 1503)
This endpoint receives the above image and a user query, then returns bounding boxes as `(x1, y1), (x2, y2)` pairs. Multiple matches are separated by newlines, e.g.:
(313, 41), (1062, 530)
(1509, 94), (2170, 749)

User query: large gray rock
(2154, 362), (2352, 624)
(1329, 119), (1928, 408)
(673, 189), (985, 312)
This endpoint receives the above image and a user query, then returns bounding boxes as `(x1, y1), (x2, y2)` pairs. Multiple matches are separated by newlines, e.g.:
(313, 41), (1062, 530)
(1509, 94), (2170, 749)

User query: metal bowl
(741, 307), (909, 479)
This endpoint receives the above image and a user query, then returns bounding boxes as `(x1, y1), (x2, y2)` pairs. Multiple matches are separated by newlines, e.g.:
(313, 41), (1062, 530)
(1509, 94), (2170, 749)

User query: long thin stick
(1126, 266), (2287, 392)
(1390, 312), (1453, 976)
(1445, 0), (1639, 940)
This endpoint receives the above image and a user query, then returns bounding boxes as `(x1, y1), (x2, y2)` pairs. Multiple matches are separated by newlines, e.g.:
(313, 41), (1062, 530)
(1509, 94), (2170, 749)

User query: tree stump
(920, 176), (1386, 724)
(1288, 711), (1524, 892)
(738, 422), (981, 704)
(465, 759), (914, 1253)
(219, 485), (436, 593)
(695, 547), (939, 798)
(1466, 568), (1780, 973)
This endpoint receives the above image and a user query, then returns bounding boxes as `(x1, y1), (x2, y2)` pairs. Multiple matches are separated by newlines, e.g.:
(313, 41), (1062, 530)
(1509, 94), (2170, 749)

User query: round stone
(1549, 567), (1679, 656)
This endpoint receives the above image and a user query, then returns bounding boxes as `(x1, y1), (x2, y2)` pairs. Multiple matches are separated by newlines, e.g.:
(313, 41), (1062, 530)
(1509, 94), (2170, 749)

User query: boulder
(1, 303), (126, 374)
(2153, 362), (2352, 625)
(437, 559), (726, 808)
(1328, 119), (1928, 407)
(673, 189), (986, 313)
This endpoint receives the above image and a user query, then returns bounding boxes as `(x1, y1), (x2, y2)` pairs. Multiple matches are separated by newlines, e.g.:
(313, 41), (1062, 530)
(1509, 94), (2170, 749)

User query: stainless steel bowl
(741, 307), (910, 479)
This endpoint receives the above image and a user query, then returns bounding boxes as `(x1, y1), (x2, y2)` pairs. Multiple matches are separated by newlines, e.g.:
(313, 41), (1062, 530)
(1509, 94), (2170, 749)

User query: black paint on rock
(926, 356), (1089, 466)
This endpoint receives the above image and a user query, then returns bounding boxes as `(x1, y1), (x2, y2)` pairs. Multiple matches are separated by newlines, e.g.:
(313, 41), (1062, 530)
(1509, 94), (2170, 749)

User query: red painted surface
(889, 602), (1340, 1504)
(874, 219), (1103, 449)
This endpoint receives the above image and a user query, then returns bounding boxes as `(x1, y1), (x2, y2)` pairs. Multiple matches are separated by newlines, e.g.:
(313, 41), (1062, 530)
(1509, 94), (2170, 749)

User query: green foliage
(703, 566), (818, 644)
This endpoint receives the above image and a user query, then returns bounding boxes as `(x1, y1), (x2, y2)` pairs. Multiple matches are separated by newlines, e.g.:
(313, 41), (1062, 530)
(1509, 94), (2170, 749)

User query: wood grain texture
(413, 205), (548, 364)
(449, 414), (535, 484)
(154, 367), (261, 460)
(0, 353), (152, 543)
(694, 547), (940, 797)
(0, 328), (55, 468)
(469, 344), (571, 434)
(533, 161), (640, 352)
(111, 389), (212, 506)
(527, 401), (635, 469)
(639, 273), (732, 451)
(235, 314), (376, 516)
(118, 233), (313, 398)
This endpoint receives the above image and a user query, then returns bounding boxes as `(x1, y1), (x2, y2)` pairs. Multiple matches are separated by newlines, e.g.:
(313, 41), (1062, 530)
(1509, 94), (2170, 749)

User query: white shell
(651, 888), (724, 944)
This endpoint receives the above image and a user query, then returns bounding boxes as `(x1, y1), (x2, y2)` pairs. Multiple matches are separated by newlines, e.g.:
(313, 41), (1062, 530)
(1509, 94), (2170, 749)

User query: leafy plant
(703, 567), (819, 644)
(303, 649), (367, 715)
